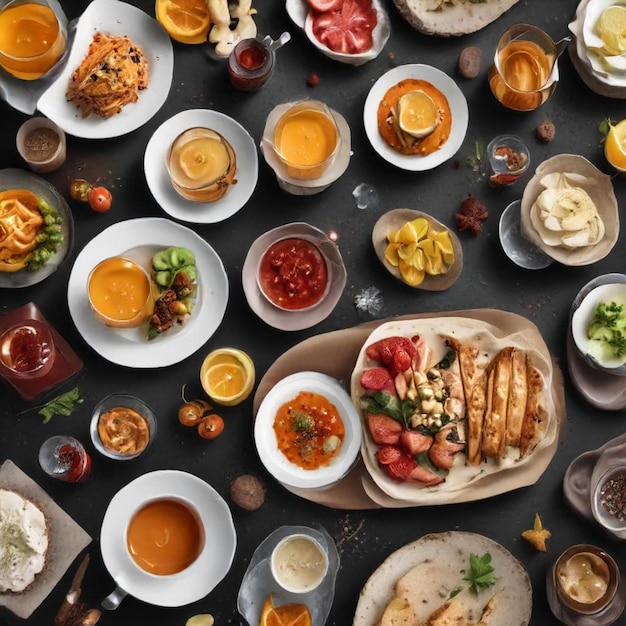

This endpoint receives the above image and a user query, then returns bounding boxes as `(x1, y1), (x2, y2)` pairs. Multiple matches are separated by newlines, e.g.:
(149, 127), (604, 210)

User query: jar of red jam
(257, 237), (330, 311)
(38, 436), (91, 483)
(228, 37), (275, 92)
(0, 320), (55, 379)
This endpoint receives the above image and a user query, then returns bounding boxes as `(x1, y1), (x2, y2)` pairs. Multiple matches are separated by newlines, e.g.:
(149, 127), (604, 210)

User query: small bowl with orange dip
(256, 237), (331, 312)
(87, 256), (152, 329)
(166, 127), (237, 203)
(254, 372), (362, 490)
(90, 392), (156, 460)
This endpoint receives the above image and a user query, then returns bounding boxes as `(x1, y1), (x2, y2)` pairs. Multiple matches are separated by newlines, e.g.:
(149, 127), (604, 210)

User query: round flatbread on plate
(353, 531), (531, 626)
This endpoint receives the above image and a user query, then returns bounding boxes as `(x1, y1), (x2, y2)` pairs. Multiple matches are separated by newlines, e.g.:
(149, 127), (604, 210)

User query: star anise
(455, 195), (488, 235)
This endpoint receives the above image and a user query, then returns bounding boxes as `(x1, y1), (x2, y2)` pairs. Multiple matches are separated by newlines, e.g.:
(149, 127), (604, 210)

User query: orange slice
(155, 0), (211, 45)
(200, 348), (255, 406)
(605, 118), (626, 171)
(259, 595), (312, 626)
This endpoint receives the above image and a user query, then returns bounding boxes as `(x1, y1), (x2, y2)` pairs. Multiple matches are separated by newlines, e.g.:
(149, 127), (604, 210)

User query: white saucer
(100, 470), (236, 607)
(145, 109), (258, 223)
(260, 103), (351, 195)
(37, 0), (173, 139)
(363, 64), (469, 171)
(242, 222), (347, 331)
(67, 217), (228, 368)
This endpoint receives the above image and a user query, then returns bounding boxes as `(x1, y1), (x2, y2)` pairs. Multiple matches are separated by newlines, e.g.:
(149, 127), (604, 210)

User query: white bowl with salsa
(254, 371), (362, 489)
(256, 237), (331, 312)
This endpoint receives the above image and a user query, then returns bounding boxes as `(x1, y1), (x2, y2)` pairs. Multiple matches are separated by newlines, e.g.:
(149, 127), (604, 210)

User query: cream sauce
(271, 535), (328, 593)
(557, 552), (610, 604)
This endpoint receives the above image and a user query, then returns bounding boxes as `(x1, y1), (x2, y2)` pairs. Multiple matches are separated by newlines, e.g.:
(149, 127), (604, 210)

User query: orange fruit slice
(200, 348), (255, 406)
(397, 90), (438, 138)
(604, 118), (626, 171)
(155, 0), (211, 45)
(259, 595), (312, 626)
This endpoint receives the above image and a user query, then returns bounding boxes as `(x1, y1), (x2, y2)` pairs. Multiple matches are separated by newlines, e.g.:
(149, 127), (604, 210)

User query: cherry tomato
(178, 400), (212, 427)
(70, 179), (92, 202)
(197, 414), (224, 440)
(88, 186), (112, 212)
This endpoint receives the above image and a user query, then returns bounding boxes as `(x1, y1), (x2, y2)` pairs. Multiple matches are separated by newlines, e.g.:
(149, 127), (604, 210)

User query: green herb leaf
(38, 387), (83, 424)
(599, 118), (613, 138)
(463, 552), (496, 595)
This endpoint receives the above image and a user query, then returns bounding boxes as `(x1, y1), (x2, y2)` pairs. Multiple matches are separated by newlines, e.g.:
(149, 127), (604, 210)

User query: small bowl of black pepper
(16, 117), (66, 174)
(591, 464), (626, 539)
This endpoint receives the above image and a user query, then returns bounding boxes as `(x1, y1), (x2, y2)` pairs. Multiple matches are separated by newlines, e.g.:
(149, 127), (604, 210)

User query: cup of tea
(0, 0), (67, 80)
(488, 24), (569, 112)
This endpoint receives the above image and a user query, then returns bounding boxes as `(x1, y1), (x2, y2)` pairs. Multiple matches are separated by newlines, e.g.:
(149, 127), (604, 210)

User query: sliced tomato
(307, 0), (343, 11)
(385, 453), (416, 482)
(376, 444), (402, 466)
(311, 0), (377, 55)
(400, 430), (433, 456)
(360, 366), (394, 391)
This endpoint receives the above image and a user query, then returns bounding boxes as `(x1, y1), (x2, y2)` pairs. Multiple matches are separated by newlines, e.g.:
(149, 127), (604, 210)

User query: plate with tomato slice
(286, 0), (390, 66)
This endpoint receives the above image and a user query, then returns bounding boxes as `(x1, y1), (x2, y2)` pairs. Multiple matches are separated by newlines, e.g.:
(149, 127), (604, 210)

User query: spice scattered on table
(455, 195), (488, 235)
(600, 472), (626, 521)
(521, 512), (551, 552)
(23, 127), (60, 162)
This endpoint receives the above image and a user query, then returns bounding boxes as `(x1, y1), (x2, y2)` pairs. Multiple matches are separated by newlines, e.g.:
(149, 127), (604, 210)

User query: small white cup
(270, 533), (329, 594)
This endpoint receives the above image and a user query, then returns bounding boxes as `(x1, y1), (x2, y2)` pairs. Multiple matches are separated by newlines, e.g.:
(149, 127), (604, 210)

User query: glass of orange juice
(0, 0), (67, 80)
(488, 24), (567, 112)
(273, 100), (341, 180)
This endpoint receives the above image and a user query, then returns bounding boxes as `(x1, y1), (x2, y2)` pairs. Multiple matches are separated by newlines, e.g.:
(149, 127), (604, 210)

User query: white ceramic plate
(285, 0), (390, 66)
(363, 64), (469, 171)
(145, 109), (258, 224)
(254, 371), (362, 489)
(100, 470), (236, 607)
(67, 217), (228, 368)
(0, 168), (73, 288)
(37, 0), (173, 139)
(242, 222), (346, 331)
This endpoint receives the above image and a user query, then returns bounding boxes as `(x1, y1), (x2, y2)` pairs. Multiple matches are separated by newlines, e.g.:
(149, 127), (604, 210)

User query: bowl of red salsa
(257, 236), (331, 312)
(254, 371), (362, 489)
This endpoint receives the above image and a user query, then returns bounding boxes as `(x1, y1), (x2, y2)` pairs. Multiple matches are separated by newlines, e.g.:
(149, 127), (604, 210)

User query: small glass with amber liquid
(488, 24), (567, 112)
(0, 0), (67, 80)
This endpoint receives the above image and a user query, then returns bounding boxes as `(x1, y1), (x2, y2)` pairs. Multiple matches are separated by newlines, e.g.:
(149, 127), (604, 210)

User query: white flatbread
(353, 531), (531, 626)
(391, 0), (519, 36)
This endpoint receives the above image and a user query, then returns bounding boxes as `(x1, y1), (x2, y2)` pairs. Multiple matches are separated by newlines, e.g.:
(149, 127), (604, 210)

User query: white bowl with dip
(270, 533), (329, 594)
(254, 371), (362, 490)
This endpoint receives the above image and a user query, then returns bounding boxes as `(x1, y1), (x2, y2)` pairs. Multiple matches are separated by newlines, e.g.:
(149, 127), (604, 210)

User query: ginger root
(208, 0), (257, 57)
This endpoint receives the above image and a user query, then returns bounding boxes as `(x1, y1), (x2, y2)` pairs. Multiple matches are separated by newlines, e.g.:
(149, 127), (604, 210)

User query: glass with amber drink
(0, 0), (67, 80)
(488, 24), (568, 112)
(273, 100), (341, 180)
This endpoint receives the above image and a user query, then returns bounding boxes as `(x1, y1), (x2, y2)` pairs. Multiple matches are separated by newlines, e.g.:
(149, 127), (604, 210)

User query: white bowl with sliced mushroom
(520, 154), (619, 266)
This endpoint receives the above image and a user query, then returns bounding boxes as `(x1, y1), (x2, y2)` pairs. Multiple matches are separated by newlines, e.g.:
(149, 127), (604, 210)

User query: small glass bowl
(87, 257), (152, 329)
(487, 134), (530, 187)
(270, 533), (329, 594)
(256, 237), (332, 312)
(166, 127), (237, 203)
(272, 100), (341, 180)
(0, 319), (55, 378)
(90, 392), (157, 460)
(592, 465), (626, 538)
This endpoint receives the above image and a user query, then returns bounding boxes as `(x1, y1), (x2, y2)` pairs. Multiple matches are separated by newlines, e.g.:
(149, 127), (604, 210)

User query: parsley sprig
(450, 552), (497, 598)
(37, 387), (83, 423)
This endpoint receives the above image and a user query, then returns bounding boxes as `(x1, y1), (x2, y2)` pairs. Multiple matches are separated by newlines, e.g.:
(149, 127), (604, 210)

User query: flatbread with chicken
(353, 531), (531, 626)
(351, 317), (558, 505)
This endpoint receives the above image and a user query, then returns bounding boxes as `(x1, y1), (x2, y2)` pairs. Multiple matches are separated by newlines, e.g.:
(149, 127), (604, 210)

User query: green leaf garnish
(37, 387), (83, 423)
(463, 552), (496, 595)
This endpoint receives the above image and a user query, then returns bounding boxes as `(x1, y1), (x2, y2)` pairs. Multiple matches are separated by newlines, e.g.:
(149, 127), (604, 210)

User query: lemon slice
(200, 348), (255, 406)
(155, 0), (211, 45)
(596, 5), (626, 54)
(384, 242), (402, 266)
(604, 118), (626, 171)
(397, 91), (439, 139)
(399, 261), (425, 287)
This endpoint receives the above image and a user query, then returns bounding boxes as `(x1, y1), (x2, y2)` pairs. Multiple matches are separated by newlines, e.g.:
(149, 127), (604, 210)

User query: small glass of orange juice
(0, 0), (67, 81)
(273, 100), (341, 180)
